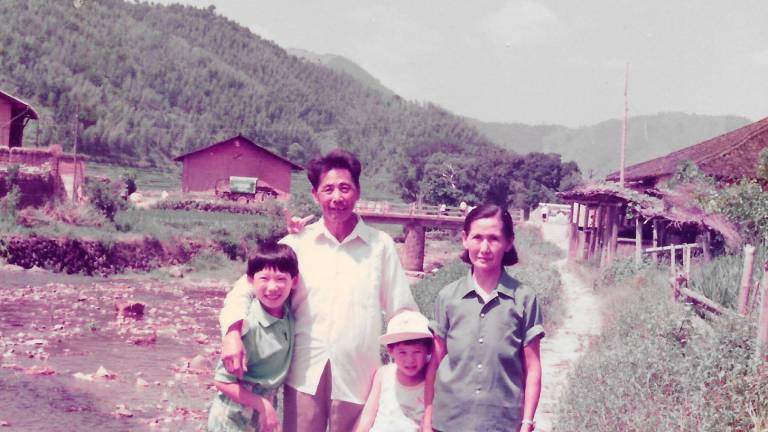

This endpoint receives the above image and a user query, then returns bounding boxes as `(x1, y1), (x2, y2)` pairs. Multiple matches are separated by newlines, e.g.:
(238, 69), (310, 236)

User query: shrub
(85, 178), (127, 222)
(0, 185), (20, 226)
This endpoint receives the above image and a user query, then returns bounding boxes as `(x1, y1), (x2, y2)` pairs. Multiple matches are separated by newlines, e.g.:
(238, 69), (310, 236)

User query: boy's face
(388, 342), (430, 378)
(250, 267), (296, 317)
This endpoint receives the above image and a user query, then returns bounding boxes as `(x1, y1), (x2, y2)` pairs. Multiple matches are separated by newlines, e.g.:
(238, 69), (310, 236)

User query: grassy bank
(555, 258), (768, 431)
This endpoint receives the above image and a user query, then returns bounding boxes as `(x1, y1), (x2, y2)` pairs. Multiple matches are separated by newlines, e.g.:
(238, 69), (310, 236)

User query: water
(0, 268), (233, 431)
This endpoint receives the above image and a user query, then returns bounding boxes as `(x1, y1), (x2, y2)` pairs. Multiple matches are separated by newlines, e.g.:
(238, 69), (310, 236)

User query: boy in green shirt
(207, 242), (298, 432)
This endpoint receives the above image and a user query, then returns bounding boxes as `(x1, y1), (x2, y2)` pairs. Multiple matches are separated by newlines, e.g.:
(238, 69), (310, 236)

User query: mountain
(0, 0), (497, 184)
(287, 48), (396, 97)
(281, 53), (754, 180)
(471, 113), (752, 178)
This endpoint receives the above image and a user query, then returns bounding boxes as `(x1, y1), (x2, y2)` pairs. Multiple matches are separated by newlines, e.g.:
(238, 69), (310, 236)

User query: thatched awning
(558, 183), (742, 248)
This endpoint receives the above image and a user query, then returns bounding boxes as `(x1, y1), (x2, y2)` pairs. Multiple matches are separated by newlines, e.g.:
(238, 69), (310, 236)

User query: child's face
(388, 342), (430, 378)
(250, 267), (296, 317)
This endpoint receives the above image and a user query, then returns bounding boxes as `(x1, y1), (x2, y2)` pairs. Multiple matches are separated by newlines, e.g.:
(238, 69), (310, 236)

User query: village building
(606, 116), (768, 189)
(0, 89), (86, 205)
(558, 117), (768, 268)
(174, 134), (303, 200)
(0, 89), (38, 148)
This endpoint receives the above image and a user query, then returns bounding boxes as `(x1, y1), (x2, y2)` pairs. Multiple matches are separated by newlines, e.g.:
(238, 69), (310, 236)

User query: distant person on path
(423, 204), (545, 432)
(355, 310), (433, 432)
(541, 204), (549, 223)
(219, 149), (417, 432)
(207, 242), (298, 432)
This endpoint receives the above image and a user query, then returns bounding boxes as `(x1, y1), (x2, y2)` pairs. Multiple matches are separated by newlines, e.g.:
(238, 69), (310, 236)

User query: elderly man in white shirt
(219, 149), (416, 432)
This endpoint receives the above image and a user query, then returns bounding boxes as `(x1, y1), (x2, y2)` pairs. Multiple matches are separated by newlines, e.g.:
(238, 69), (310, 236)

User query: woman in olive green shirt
(424, 204), (545, 432)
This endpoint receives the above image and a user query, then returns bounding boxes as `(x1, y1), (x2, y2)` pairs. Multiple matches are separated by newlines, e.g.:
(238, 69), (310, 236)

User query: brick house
(174, 135), (303, 199)
(0, 89), (38, 148)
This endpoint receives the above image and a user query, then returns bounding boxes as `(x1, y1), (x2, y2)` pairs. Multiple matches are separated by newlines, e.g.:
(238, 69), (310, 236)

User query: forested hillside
(471, 113), (752, 177)
(0, 0), (579, 206)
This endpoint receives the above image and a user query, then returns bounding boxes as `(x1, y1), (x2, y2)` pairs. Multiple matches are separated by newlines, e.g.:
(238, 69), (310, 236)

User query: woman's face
(462, 214), (513, 273)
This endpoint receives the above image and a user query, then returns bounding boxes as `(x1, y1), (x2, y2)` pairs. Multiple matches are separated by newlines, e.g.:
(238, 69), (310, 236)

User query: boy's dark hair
(247, 242), (299, 278)
(306, 149), (362, 190)
(387, 337), (433, 352)
(460, 203), (519, 267)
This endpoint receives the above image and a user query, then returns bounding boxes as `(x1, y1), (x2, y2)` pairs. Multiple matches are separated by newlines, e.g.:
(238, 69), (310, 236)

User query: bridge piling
(403, 223), (426, 271)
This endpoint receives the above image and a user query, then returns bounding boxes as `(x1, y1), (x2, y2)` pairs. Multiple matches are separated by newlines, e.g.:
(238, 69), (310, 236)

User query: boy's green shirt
(214, 299), (294, 393)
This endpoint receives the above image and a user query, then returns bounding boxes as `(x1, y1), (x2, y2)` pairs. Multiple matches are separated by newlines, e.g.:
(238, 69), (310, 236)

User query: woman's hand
(284, 208), (314, 234)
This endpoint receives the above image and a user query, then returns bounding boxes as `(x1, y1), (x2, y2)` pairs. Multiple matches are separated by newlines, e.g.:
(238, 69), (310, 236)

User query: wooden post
(738, 245), (757, 316)
(609, 205), (619, 264)
(652, 220), (659, 261)
(702, 230), (712, 262)
(634, 215), (642, 267)
(670, 245), (677, 275)
(683, 244), (691, 281)
(756, 260), (768, 360)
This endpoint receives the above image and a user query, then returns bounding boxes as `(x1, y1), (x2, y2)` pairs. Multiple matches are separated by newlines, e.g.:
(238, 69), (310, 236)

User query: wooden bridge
(354, 201), (524, 272)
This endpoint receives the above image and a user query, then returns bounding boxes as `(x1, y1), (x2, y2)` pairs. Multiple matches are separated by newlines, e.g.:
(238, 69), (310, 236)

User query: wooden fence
(660, 243), (768, 360)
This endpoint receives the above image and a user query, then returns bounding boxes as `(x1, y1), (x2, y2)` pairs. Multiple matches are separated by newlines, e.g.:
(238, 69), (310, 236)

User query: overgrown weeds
(555, 258), (768, 431)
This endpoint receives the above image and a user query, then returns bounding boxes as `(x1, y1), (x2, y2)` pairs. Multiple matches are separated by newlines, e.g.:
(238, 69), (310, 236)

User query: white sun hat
(379, 310), (432, 345)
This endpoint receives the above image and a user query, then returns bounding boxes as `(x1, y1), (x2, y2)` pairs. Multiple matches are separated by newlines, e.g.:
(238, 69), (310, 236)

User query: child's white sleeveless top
(370, 363), (424, 432)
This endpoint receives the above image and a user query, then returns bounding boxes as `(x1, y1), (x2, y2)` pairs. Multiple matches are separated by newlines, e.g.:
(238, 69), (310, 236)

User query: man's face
(312, 168), (360, 224)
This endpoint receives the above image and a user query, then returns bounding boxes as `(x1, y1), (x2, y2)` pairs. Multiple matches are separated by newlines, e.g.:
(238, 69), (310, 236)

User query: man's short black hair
(306, 149), (362, 190)
(247, 242), (299, 278)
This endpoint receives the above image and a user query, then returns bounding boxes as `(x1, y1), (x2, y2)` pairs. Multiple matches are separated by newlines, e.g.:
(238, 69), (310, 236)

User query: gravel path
(534, 221), (603, 431)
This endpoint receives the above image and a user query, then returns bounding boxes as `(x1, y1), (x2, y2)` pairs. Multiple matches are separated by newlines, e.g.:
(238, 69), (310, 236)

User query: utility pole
(72, 103), (79, 202)
(619, 62), (629, 187)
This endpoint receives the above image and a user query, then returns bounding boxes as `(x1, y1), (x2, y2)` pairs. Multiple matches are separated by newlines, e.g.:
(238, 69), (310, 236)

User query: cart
(214, 176), (278, 203)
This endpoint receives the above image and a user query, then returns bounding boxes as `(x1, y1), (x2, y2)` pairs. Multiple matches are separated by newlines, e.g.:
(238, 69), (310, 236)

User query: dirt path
(534, 221), (603, 431)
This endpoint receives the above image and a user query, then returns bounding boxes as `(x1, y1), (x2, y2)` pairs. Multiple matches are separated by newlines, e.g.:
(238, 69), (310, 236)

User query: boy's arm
(354, 367), (384, 432)
(214, 381), (280, 432)
(421, 334), (446, 432)
(219, 277), (253, 377)
(219, 276), (253, 335)
(520, 337), (542, 432)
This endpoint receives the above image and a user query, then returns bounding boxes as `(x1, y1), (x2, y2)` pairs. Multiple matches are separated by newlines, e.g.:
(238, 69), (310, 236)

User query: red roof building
(607, 116), (768, 187)
(174, 135), (303, 199)
(0, 89), (39, 148)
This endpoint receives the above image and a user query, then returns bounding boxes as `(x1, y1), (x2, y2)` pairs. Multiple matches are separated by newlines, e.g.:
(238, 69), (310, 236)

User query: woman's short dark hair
(460, 203), (519, 267)
(247, 242), (299, 278)
(306, 149), (362, 190)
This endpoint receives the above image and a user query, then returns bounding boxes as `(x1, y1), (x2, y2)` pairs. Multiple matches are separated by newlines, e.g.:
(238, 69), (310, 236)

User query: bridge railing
(355, 201), (465, 218)
(355, 201), (525, 222)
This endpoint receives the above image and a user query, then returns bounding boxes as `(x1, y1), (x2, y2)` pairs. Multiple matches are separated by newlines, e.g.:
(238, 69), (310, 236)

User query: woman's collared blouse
(431, 270), (545, 432)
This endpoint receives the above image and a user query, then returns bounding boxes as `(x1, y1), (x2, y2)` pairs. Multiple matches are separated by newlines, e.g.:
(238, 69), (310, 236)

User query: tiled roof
(607, 116), (768, 182)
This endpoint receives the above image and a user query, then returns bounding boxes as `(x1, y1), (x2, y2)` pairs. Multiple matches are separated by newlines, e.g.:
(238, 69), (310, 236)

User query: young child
(207, 242), (299, 432)
(355, 310), (433, 432)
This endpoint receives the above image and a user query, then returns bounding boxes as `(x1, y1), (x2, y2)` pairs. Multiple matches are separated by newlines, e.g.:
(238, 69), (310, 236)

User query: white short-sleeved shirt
(220, 216), (416, 404)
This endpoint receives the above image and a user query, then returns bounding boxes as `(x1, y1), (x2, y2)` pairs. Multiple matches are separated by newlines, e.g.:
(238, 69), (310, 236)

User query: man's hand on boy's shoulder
(283, 208), (314, 234)
(221, 323), (247, 378)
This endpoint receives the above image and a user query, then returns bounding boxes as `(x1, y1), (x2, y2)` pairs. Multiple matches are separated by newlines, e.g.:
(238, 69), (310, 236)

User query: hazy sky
(155, 0), (768, 127)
